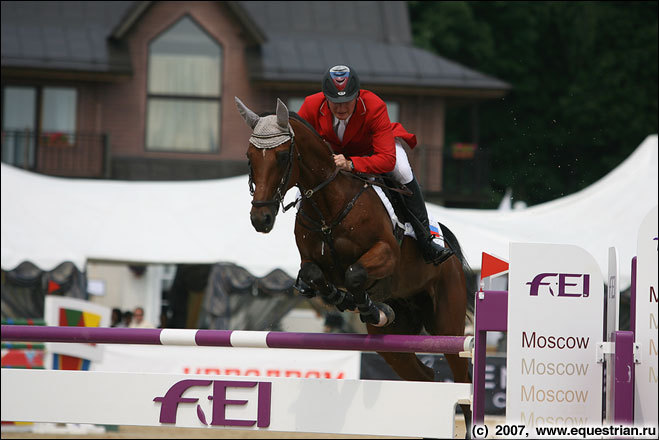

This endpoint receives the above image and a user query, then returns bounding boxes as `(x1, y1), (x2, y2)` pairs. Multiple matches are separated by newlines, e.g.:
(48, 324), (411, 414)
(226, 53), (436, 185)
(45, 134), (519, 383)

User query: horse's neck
(293, 123), (334, 188)
(293, 124), (358, 214)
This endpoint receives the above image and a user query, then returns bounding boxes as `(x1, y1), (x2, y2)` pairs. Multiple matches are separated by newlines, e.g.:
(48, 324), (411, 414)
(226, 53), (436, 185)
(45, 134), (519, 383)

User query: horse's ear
(276, 98), (289, 130)
(235, 97), (260, 129)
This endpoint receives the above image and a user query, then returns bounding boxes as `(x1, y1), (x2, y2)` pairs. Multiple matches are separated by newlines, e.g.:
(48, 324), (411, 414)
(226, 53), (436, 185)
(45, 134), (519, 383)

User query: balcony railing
(440, 146), (491, 206)
(1, 130), (110, 178)
(416, 143), (491, 208)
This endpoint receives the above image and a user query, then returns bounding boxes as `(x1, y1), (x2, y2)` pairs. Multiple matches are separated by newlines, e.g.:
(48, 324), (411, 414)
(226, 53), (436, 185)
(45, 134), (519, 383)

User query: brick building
(1, 1), (509, 204)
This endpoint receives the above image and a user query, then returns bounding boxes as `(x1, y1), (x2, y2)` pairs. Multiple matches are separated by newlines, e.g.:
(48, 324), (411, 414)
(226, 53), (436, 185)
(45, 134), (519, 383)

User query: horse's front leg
(295, 261), (356, 312)
(345, 240), (397, 327)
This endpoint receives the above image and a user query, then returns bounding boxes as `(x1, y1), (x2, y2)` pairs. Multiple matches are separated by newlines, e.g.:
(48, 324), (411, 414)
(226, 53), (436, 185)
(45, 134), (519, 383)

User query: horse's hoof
(299, 289), (317, 299)
(374, 302), (395, 327)
(294, 278), (317, 298)
(360, 302), (395, 327)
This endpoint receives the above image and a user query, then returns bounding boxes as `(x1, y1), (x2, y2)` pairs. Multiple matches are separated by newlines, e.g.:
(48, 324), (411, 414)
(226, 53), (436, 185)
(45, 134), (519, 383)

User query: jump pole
(1, 325), (473, 354)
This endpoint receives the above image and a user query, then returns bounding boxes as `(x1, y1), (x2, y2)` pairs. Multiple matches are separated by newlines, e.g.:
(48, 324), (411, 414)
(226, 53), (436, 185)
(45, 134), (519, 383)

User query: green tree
(409, 1), (658, 207)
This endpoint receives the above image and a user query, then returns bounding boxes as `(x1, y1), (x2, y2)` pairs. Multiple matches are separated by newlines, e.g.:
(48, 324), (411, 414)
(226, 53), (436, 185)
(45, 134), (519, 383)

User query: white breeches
(390, 138), (414, 184)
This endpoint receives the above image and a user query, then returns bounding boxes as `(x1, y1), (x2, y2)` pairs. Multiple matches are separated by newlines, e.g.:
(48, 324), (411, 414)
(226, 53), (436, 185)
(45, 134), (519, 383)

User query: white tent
(427, 134), (657, 289)
(2, 134), (657, 289)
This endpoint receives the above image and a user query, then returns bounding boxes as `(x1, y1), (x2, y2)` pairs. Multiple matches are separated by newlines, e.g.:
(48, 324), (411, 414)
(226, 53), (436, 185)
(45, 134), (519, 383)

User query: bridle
(248, 124), (346, 216)
(248, 128), (298, 214)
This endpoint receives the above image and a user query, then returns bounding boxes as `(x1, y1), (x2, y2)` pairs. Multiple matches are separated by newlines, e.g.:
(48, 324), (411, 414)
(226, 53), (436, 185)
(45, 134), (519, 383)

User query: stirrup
(422, 241), (454, 265)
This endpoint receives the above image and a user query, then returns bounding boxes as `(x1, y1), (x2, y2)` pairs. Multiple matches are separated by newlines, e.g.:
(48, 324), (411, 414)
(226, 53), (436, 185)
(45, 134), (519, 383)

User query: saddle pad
(372, 186), (446, 248)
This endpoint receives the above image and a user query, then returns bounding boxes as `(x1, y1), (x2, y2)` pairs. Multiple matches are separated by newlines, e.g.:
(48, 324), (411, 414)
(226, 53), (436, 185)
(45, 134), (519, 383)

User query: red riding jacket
(297, 90), (417, 174)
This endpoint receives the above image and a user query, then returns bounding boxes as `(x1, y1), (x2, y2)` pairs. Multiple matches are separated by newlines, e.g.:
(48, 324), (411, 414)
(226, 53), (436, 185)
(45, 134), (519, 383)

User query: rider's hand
(333, 154), (354, 172)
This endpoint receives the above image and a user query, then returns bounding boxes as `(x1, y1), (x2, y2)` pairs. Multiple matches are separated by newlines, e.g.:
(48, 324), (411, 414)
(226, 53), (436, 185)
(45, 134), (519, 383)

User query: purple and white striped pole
(1, 325), (472, 354)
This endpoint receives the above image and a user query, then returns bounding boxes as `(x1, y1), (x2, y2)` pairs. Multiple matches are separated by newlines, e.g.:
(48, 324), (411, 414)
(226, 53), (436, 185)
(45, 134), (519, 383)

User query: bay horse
(236, 97), (475, 432)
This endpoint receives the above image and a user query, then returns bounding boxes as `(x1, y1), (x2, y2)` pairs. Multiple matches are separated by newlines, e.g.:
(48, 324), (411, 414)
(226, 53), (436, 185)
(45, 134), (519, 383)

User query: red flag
(480, 252), (509, 279)
(47, 280), (61, 294)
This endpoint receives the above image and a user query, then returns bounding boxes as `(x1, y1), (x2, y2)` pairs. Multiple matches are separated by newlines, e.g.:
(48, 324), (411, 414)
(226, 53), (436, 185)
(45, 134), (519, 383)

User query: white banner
(1, 369), (469, 438)
(91, 344), (360, 380)
(506, 243), (604, 429)
(634, 206), (658, 428)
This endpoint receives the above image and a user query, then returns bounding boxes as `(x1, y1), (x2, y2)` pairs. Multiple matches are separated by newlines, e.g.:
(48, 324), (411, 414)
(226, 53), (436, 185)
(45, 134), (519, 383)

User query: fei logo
(526, 273), (590, 297)
(154, 379), (271, 427)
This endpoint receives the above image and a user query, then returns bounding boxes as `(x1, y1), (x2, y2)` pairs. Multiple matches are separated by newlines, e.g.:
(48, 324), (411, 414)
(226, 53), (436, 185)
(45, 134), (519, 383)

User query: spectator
(129, 306), (155, 328)
(159, 311), (168, 329)
(110, 308), (123, 327)
(121, 310), (133, 327)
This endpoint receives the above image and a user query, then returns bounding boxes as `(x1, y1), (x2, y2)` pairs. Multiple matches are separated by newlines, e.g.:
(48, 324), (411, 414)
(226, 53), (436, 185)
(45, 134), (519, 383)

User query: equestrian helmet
(322, 65), (360, 103)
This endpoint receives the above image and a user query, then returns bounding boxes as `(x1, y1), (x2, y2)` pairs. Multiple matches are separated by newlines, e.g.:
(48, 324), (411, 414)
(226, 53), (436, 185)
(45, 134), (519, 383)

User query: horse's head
(235, 97), (297, 233)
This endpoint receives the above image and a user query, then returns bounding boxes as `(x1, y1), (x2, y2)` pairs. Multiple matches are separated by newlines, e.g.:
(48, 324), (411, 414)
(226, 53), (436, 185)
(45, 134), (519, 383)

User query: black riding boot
(403, 177), (454, 265)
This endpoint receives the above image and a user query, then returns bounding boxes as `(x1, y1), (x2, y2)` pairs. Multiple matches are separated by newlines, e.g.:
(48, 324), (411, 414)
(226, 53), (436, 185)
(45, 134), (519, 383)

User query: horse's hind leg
(366, 300), (434, 381)
(445, 353), (473, 437)
(425, 260), (473, 436)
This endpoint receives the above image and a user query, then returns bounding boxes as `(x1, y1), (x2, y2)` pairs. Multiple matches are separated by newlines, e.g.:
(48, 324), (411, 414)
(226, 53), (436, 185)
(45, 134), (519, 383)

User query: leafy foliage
(409, 1), (658, 207)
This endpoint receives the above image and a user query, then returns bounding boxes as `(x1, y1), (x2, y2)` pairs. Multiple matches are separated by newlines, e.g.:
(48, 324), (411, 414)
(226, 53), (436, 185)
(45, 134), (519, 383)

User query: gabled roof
(239, 1), (414, 45)
(238, 1), (509, 94)
(249, 37), (509, 93)
(110, 1), (266, 45)
(1, 1), (134, 75)
(1, 1), (510, 94)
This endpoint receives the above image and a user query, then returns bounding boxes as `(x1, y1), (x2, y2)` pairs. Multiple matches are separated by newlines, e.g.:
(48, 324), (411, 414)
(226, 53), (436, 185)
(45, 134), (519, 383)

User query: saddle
(368, 175), (411, 242)
(352, 173), (445, 248)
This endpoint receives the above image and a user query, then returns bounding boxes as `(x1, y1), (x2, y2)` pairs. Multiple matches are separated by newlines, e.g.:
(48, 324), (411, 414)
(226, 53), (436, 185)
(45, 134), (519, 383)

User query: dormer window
(146, 16), (222, 152)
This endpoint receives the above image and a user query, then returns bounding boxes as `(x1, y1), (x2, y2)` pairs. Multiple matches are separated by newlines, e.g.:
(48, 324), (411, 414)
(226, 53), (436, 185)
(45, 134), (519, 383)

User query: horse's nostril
(264, 213), (272, 226)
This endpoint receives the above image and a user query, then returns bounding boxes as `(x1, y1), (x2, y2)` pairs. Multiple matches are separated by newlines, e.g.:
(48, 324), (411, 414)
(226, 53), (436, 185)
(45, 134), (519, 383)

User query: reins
(248, 116), (411, 270)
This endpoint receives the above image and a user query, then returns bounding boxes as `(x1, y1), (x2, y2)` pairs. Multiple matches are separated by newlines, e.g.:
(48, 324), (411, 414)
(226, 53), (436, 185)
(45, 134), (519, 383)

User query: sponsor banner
(634, 206), (658, 428)
(362, 352), (507, 415)
(91, 343), (360, 380)
(1, 369), (469, 438)
(506, 243), (604, 429)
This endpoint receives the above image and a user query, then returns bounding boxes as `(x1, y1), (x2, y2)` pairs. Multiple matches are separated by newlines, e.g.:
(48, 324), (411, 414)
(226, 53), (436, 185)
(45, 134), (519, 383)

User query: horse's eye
(276, 151), (288, 169)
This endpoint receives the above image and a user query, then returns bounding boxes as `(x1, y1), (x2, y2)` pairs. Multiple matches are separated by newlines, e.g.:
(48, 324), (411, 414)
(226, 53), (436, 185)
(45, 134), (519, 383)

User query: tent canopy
(2, 134), (657, 290)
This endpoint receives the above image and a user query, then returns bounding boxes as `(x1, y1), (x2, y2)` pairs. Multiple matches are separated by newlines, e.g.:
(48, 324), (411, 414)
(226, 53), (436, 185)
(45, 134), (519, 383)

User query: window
(41, 88), (77, 136)
(146, 16), (222, 152)
(2, 85), (77, 167)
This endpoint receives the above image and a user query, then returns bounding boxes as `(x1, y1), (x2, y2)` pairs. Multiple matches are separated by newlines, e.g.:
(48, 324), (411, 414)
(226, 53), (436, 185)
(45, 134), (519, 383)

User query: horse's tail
(439, 223), (476, 319)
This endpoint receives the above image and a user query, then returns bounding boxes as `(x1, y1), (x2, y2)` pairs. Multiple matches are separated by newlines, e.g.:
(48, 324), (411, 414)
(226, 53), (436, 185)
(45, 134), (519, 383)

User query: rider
(297, 64), (453, 265)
